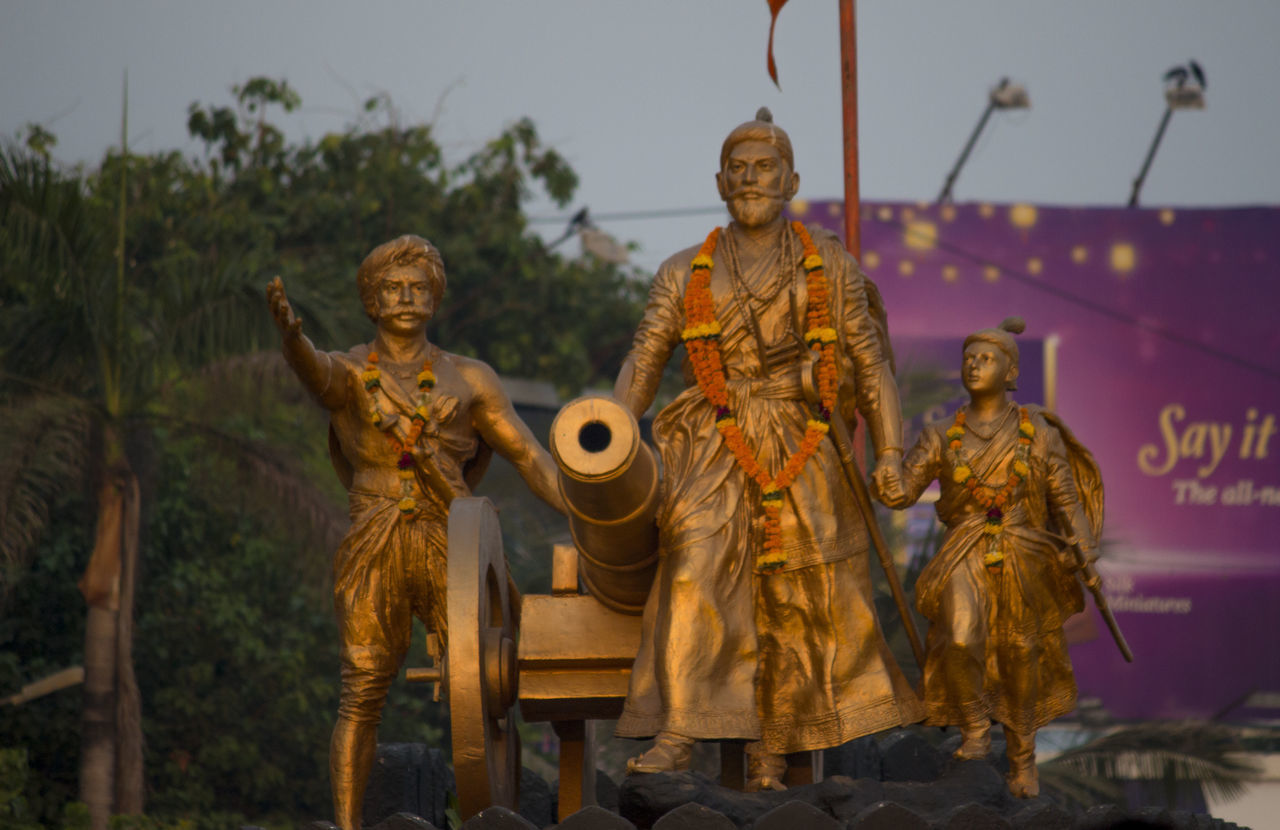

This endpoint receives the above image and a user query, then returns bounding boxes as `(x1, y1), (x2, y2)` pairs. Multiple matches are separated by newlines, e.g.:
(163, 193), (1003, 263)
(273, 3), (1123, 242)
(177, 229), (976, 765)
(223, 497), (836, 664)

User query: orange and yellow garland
(681, 221), (837, 572)
(946, 406), (1033, 571)
(361, 350), (437, 514)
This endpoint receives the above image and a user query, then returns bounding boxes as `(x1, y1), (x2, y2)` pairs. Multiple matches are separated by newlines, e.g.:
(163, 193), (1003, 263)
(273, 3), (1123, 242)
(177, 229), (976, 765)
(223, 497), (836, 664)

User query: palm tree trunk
(80, 603), (117, 830)
(78, 459), (144, 827)
(113, 471), (144, 813)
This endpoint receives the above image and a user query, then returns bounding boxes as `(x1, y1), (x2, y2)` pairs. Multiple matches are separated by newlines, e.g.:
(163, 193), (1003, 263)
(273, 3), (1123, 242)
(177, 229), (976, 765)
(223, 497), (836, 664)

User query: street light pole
(936, 78), (1030, 204)
(1128, 61), (1206, 208)
(937, 99), (996, 205)
(1127, 106), (1174, 208)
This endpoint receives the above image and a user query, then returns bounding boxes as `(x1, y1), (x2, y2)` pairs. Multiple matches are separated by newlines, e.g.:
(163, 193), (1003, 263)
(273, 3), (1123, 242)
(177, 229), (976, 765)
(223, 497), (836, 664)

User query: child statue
(876, 318), (1103, 797)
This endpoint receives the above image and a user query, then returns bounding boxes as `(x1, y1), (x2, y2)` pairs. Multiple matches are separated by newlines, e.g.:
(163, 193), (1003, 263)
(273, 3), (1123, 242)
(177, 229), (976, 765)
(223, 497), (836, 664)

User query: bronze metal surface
(550, 396), (660, 613)
(445, 498), (520, 819)
(267, 236), (567, 827)
(611, 112), (922, 770)
(517, 592), (640, 722)
(881, 321), (1107, 797)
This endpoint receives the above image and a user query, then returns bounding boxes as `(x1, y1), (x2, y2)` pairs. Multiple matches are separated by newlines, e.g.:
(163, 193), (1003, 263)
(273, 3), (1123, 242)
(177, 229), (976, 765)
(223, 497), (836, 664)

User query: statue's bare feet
(626, 731), (693, 774)
(1006, 764), (1039, 798)
(954, 722), (992, 760)
(745, 749), (787, 792)
(1004, 728), (1038, 796)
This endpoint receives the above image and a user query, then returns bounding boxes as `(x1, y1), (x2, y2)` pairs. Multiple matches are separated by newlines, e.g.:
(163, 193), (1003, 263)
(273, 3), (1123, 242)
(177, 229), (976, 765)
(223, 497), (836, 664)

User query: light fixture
(936, 78), (1031, 204)
(1127, 61), (1206, 207)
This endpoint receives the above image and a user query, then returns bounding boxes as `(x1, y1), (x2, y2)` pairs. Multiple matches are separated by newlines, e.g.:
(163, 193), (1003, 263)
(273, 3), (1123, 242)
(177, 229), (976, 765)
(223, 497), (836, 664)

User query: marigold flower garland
(947, 406), (1033, 571)
(362, 351), (437, 514)
(681, 221), (837, 572)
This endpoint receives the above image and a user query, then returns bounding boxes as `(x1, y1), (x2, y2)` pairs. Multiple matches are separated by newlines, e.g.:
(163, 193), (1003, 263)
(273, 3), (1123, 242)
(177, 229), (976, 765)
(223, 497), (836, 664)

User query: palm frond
(0, 395), (92, 598)
(0, 144), (100, 297)
(147, 253), (280, 371)
(195, 350), (303, 401)
(1042, 722), (1261, 807)
(1037, 761), (1126, 808)
(148, 413), (348, 559)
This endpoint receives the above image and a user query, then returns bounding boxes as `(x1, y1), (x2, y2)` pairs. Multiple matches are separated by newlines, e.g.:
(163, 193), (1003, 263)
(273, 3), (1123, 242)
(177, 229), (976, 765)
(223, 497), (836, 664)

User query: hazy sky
(4, 1), (1278, 271)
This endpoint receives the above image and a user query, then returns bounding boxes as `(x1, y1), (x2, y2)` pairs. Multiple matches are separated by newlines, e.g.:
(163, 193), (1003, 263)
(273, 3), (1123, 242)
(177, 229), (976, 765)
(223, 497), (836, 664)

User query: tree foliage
(175, 79), (646, 395)
(1, 77), (646, 824)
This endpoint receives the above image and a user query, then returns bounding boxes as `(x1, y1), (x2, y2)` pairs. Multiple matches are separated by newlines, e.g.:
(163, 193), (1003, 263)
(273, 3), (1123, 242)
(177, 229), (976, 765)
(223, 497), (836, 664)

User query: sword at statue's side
(1071, 548), (1134, 662)
(800, 358), (927, 671)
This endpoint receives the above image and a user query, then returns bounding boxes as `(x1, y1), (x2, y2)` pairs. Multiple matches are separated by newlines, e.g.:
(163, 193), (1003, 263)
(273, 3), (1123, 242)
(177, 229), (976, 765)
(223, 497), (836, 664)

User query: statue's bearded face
(716, 139), (799, 229)
(375, 264), (436, 336)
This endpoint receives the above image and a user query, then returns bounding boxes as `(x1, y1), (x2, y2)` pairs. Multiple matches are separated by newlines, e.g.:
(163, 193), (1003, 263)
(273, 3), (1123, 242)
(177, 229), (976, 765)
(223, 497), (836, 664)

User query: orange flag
(767, 0), (789, 88)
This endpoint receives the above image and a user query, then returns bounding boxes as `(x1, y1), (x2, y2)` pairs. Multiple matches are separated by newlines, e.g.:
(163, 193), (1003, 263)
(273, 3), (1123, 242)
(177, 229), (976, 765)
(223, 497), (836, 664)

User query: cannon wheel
(446, 498), (520, 819)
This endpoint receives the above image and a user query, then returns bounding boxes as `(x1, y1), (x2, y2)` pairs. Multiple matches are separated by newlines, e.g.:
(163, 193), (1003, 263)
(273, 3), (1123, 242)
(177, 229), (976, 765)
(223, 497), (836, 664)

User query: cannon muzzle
(549, 396), (660, 614)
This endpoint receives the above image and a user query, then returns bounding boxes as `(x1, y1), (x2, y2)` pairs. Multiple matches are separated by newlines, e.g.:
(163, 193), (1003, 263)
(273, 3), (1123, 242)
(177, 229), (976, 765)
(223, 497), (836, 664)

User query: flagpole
(837, 0), (868, 472)
(839, 0), (860, 258)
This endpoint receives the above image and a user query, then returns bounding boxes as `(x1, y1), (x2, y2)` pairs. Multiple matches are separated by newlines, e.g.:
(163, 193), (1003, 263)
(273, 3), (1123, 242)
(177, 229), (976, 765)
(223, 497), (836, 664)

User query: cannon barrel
(549, 396), (660, 614)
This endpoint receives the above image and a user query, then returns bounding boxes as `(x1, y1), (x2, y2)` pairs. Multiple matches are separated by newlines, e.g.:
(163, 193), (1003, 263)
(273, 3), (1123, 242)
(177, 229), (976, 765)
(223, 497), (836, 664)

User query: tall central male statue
(612, 109), (923, 789)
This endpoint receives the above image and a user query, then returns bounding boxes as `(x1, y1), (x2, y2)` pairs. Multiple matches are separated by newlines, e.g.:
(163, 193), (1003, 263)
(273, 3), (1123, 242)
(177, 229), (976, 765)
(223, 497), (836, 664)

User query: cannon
(407, 395), (660, 820)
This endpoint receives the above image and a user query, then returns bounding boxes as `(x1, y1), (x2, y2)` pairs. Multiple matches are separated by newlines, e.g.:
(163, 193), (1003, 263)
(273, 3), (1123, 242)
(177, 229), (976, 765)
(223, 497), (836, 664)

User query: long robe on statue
(900, 404), (1101, 735)
(614, 223), (922, 754)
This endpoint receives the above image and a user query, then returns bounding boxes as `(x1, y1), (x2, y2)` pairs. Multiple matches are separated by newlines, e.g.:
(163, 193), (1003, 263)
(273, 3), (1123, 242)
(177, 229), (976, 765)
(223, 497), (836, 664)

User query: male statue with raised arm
(267, 235), (564, 829)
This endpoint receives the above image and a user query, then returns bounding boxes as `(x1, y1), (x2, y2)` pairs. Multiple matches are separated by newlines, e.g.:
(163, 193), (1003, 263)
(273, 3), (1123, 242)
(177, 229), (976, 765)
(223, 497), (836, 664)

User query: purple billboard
(793, 199), (1280, 723)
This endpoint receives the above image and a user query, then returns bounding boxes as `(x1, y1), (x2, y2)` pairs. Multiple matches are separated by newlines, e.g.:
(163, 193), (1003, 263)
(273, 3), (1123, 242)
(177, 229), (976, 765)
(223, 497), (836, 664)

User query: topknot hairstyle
(963, 317), (1026, 390)
(720, 107), (795, 171)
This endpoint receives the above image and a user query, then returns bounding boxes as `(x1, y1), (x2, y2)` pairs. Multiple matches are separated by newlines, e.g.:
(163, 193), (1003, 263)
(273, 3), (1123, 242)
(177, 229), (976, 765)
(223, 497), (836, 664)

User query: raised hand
(266, 276), (302, 337)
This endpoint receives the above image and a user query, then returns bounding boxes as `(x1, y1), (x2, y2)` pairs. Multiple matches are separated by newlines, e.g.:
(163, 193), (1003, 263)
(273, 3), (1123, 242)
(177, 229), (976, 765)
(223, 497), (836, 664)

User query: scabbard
(1078, 560), (1134, 663)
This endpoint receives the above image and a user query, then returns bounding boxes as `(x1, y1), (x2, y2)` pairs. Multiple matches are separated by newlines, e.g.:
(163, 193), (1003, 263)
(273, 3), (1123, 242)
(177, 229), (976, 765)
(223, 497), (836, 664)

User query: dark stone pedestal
(306, 735), (1249, 829)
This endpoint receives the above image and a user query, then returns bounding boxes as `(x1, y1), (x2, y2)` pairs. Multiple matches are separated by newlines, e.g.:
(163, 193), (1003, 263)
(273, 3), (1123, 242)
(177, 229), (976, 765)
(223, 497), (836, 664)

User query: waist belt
(725, 367), (807, 402)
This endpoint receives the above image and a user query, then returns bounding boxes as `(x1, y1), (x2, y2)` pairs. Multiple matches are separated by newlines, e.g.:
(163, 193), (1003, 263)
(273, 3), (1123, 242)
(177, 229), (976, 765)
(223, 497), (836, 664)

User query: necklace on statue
(360, 350), (437, 514)
(722, 223), (793, 305)
(946, 406), (1034, 572)
(681, 220), (838, 572)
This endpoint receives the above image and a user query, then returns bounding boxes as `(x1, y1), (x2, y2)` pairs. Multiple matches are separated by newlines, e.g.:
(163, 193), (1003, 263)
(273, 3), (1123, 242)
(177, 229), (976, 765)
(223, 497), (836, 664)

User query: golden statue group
(268, 108), (1109, 828)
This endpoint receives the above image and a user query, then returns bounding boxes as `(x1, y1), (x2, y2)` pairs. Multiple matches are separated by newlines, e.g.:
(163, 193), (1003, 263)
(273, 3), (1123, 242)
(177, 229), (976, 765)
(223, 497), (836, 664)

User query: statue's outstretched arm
(879, 427), (942, 509)
(467, 362), (566, 514)
(833, 259), (903, 460)
(266, 277), (346, 410)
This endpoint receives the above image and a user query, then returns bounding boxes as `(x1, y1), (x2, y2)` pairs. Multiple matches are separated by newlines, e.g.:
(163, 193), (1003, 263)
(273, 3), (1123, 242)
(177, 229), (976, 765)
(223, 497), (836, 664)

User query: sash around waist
(722, 369), (807, 402)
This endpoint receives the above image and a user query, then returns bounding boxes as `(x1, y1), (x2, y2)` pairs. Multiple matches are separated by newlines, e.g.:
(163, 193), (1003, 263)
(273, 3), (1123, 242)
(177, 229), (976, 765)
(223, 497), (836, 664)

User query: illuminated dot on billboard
(862, 251), (881, 269)
(942, 265), (959, 283)
(1010, 203), (1038, 228)
(915, 200), (930, 211)
(1071, 245), (1089, 264)
(983, 265), (1000, 282)
(940, 205), (958, 222)
(789, 199), (810, 217)
(1026, 257), (1043, 275)
(1110, 243), (1137, 275)
(827, 202), (843, 217)
(904, 220), (938, 251)
(1159, 209), (1176, 226)
(901, 207), (916, 222)
(877, 206), (894, 222)
(978, 203), (996, 218)
(898, 260), (915, 277)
